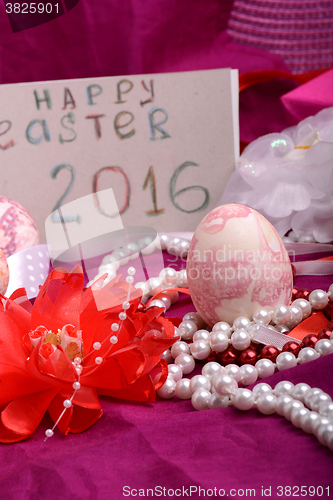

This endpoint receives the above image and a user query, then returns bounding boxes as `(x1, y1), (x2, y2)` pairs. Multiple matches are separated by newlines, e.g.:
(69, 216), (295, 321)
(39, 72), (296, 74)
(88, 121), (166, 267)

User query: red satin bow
(0, 267), (178, 443)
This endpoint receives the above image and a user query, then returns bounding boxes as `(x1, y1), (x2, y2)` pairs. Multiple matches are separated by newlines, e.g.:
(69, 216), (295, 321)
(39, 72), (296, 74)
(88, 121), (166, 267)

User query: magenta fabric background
(0, 2), (333, 498)
(1, 250), (333, 500)
(0, 0), (298, 143)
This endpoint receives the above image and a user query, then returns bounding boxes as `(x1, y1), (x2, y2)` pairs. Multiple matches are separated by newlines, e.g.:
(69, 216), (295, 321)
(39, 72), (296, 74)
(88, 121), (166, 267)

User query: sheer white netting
(219, 107), (333, 243)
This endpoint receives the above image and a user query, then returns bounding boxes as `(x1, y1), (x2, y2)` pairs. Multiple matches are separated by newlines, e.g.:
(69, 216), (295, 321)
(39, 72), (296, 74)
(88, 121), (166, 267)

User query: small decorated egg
(0, 249), (9, 295)
(0, 197), (39, 257)
(187, 204), (293, 326)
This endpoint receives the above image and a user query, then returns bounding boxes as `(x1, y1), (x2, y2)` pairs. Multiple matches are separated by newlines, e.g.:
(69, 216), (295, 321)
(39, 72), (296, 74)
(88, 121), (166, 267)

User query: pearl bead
(240, 364), (258, 385)
(175, 378), (192, 399)
(174, 327), (180, 338)
(126, 276), (134, 284)
(167, 364), (183, 382)
(212, 322), (232, 338)
(93, 342), (101, 350)
(73, 381), (81, 390)
(208, 393), (230, 409)
(177, 269), (188, 287)
(317, 422), (333, 446)
(159, 234), (170, 250)
(157, 376), (176, 399)
(318, 401), (333, 418)
(63, 399), (72, 408)
(183, 312), (205, 329)
(255, 359), (275, 379)
(300, 410), (321, 434)
(309, 289), (329, 309)
(135, 282), (150, 299)
(312, 417), (331, 437)
(291, 383), (311, 403)
(111, 323), (119, 332)
(275, 325), (290, 334)
(202, 362), (223, 381)
(178, 320), (197, 340)
(101, 254), (120, 269)
(327, 433), (333, 452)
(298, 347), (320, 364)
(159, 267), (178, 286)
(45, 429), (54, 438)
(160, 349), (173, 364)
(233, 388), (255, 411)
(148, 299), (166, 311)
(193, 329), (211, 343)
(274, 381), (294, 396)
(252, 383), (273, 398)
(191, 389), (211, 410)
(276, 351), (297, 371)
(304, 388), (323, 408)
(275, 395), (294, 416)
(190, 340), (211, 360)
(256, 393), (276, 415)
(119, 312), (127, 320)
(291, 407), (309, 428)
(146, 277), (163, 295)
(315, 339), (333, 356)
(253, 308), (271, 325)
(127, 266), (136, 275)
(189, 375), (211, 393)
(225, 364), (242, 383)
(272, 305), (291, 325)
(287, 305), (303, 328)
(292, 298), (311, 319)
(283, 399), (304, 420)
(309, 392), (332, 412)
(171, 341), (190, 358)
(233, 316), (252, 330)
(174, 353), (195, 374)
(159, 289), (178, 304)
(155, 294), (172, 310)
(213, 374), (238, 396)
(231, 329), (250, 350)
(210, 331), (229, 352)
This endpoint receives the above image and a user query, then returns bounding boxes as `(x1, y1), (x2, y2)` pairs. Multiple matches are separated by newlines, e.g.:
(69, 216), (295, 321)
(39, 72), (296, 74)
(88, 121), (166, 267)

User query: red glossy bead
(295, 289), (311, 300)
(218, 346), (239, 366)
(323, 300), (333, 320)
(327, 320), (333, 331)
(317, 328), (332, 340)
(250, 341), (262, 352)
(292, 286), (299, 300)
(302, 334), (318, 348)
(282, 341), (301, 356)
(238, 349), (258, 366)
(206, 352), (218, 363)
(260, 345), (280, 363)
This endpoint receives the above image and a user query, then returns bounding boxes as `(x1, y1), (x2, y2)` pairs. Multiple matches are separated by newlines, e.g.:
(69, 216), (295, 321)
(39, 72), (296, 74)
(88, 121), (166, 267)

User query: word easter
(0, 69), (237, 239)
(0, 79), (170, 148)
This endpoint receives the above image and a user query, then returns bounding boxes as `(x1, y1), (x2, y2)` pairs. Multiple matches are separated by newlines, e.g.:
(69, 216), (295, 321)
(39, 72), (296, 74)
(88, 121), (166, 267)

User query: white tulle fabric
(219, 107), (333, 243)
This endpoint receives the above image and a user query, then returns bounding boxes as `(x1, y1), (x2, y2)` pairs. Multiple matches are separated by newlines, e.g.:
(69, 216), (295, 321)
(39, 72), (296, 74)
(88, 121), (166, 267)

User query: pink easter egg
(0, 249), (9, 295)
(186, 204), (293, 326)
(0, 197), (39, 257)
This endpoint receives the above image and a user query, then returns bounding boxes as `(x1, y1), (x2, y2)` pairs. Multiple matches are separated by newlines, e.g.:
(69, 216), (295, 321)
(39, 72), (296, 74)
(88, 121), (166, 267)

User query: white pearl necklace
(87, 235), (333, 450)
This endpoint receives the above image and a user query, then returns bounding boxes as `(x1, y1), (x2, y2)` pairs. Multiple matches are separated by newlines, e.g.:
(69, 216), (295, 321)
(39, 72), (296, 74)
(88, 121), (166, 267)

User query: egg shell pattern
(186, 204), (293, 326)
(0, 197), (39, 257)
(0, 249), (9, 295)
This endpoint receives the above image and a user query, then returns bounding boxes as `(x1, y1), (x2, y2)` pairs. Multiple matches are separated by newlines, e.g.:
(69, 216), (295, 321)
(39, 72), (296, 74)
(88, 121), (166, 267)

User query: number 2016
(50, 160), (210, 221)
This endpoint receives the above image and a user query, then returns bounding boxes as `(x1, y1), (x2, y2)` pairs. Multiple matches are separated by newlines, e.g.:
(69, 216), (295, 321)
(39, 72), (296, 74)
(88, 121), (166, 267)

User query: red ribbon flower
(0, 266), (178, 442)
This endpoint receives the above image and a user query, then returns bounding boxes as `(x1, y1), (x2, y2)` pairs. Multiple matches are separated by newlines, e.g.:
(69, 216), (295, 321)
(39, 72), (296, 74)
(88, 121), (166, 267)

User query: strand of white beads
(45, 266), (137, 440)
